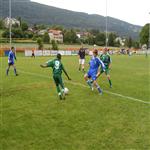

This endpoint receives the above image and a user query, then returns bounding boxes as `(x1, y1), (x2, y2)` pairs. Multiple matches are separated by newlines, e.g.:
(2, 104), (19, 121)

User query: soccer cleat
(90, 80), (94, 84)
(99, 91), (103, 95)
(61, 89), (66, 100)
(98, 88), (103, 95)
(58, 93), (62, 100)
(110, 85), (112, 88)
(87, 80), (92, 88)
(59, 96), (62, 100)
(91, 84), (94, 91)
(61, 91), (66, 100)
(16, 74), (19, 76)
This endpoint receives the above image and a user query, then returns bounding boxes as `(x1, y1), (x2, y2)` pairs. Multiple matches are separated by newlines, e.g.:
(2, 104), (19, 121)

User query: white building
(48, 29), (63, 43)
(4, 17), (20, 28)
(38, 29), (47, 35)
(115, 37), (126, 46)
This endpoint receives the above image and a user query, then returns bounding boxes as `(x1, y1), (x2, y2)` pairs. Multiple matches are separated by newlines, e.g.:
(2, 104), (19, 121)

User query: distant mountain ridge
(1, 0), (141, 39)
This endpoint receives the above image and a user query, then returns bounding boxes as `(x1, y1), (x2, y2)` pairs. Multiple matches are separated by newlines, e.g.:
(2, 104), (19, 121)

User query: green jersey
(100, 53), (111, 68)
(47, 59), (65, 76)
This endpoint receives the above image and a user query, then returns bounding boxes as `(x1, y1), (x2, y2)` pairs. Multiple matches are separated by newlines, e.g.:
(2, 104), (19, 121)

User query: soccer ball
(64, 87), (69, 94)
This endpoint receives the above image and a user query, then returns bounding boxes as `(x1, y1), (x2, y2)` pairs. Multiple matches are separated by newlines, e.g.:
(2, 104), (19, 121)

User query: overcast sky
(31, 0), (150, 26)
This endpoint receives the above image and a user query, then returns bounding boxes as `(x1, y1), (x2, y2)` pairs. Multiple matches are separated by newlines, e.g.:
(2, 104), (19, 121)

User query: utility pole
(9, 0), (12, 49)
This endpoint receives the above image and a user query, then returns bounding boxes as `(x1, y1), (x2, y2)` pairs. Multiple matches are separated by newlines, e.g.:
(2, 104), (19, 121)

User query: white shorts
(79, 59), (85, 65)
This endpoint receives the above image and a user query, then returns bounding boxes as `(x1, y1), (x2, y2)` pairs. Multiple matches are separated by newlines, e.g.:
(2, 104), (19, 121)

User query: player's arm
(78, 50), (80, 58)
(108, 63), (111, 69)
(8, 53), (11, 61)
(85, 62), (90, 68)
(40, 60), (52, 68)
(62, 65), (71, 80)
(98, 58), (105, 71)
(40, 63), (48, 68)
(108, 56), (112, 69)
(96, 70), (100, 78)
(14, 53), (17, 61)
(100, 54), (103, 60)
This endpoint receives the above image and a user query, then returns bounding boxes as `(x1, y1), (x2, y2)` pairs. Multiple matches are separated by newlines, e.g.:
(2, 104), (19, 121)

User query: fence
(25, 50), (78, 57)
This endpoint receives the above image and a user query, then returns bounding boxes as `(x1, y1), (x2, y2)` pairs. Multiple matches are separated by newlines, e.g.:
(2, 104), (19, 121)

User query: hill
(1, 0), (141, 39)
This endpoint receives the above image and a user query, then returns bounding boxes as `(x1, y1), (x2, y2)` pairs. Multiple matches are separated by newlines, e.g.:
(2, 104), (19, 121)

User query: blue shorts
(8, 62), (14, 66)
(87, 70), (97, 81)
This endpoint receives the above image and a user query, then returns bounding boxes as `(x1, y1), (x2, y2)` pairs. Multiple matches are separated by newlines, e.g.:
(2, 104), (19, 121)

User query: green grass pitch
(0, 55), (150, 150)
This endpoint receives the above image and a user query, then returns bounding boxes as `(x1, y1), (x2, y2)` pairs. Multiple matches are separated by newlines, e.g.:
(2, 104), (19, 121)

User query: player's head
(11, 47), (15, 51)
(103, 47), (108, 53)
(57, 53), (61, 60)
(93, 49), (98, 56)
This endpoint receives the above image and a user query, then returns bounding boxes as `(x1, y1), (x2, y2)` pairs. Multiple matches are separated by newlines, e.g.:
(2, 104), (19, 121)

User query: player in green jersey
(98, 48), (112, 88)
(40, 53), (71, 100)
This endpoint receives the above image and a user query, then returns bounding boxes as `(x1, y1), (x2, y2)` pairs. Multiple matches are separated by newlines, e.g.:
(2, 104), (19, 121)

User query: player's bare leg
(79, 64), (81, 71)
(106, 74), (112, 88)
(84, 74), (94, 90)
(82, 64), (85, 72)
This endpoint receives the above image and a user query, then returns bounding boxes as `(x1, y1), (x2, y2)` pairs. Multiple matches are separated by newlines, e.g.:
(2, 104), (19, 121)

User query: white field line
(19, 70), (150, 105)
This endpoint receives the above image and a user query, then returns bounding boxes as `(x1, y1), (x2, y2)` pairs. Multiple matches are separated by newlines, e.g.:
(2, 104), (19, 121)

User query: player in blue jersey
(84, 49), (105, 94)
(6, 47), (18, 76)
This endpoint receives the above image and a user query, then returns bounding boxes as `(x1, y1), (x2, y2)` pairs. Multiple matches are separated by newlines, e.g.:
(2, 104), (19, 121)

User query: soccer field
(1, 55), (150, 150)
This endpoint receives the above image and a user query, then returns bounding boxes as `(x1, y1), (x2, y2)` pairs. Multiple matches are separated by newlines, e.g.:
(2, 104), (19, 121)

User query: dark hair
(57, 53), (61, 60)
(11, 47), (15, 50)
(93, 49), (98, 55)
(104, 47), (108, 51)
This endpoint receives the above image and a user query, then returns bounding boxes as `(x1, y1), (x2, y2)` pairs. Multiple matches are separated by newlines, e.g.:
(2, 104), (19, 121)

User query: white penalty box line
(19, 70), (150, 105)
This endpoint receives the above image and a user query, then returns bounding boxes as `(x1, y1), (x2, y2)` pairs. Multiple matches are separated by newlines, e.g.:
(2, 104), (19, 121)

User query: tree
(2, 29), (9, 38)
(33, 24), (38, 30)
(11, 28), (23, 38)
(90, 29), (100, 36)
(37, 24), (47, 30)
(140, 24), (149, 47)
(0, 19), (5, 29)
(133, 41), (140, 49)
(51, 25), (64, 31)
(37, 37), (43, 50)
(3, 28), (24, 38)
(12, 23), (20, 28)
(114, 39), (121, 47)
(63, 29), (78, 44)
(24, 31), (33, 39)
(108, 33), (117, 46)
(125, 37), (133, 48)
(43, 32), (50, 43)
(17, 17), (22, 26)
(95, 32), (105, 46)
(21, 21), (28, 31)
(51, 40), (58, 50)
(85, 35), (95, 45)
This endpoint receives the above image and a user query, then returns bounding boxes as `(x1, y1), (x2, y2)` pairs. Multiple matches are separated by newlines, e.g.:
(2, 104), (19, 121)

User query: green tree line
(0, 18), (149, 49)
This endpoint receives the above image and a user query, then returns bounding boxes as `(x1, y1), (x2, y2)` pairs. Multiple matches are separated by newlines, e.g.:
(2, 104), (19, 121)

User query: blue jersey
(8, 50), (16, 64)
(89, 56), (105, 73)
(87, 56), (105, 81)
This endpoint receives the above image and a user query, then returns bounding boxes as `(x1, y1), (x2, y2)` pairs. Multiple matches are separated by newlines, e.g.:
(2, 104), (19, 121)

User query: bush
(51, 40), (58, 50)
(37, 37), (43, 50)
